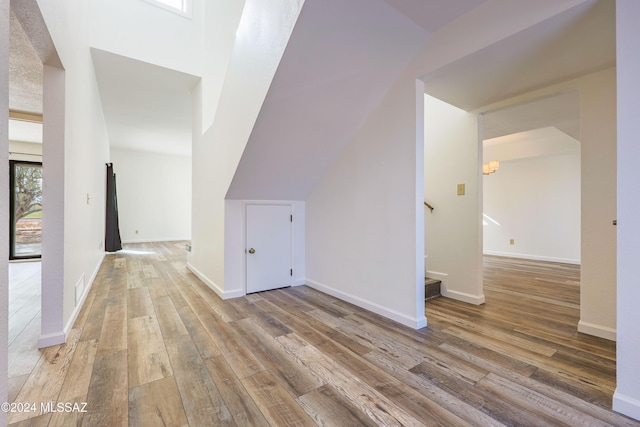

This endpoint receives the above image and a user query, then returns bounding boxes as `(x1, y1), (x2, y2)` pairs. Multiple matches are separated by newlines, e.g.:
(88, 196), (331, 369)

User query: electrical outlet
(135, 229), (139, 235)
(510, 239), (515, 245)
(457, 184), (465, 196)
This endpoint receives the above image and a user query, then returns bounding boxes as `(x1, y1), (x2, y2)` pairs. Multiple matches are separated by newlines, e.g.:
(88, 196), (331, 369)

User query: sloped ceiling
(226, 0), (484, 200)
(483, 91), (580, 141)
(228, 0), (614, 200)
(422, 0), (615, 112)
(384, 0), (485, 34)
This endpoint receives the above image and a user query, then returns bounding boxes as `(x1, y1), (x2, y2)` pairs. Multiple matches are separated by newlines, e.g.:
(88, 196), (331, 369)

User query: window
(9, 161), (43, 260)
(143, 0), (192, 18)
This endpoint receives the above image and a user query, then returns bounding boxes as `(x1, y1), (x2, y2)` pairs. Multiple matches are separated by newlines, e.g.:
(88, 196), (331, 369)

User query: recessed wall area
(110, 148), (192, 244)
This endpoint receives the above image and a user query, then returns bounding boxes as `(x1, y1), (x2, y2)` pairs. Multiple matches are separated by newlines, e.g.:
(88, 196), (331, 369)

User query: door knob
(248, 248), (255, 254)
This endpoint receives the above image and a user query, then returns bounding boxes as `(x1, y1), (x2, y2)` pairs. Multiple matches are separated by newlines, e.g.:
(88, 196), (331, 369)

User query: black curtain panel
(105, 163), (122, 252)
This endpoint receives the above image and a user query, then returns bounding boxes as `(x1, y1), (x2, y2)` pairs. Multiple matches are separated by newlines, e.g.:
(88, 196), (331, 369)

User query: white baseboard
(38, 331), (66, 348)
(122, 237), (190, 244)
(305, 279), (427, 330)
(426, 270), (485, 305)
(441, 288), (486, 305)
(39, 252), (105, 348)
(578, 320), (616, 341)
(426, 270), (447, 282)
(293, 279), (306, 287)
(613, 390), (640, 421)
(186, 262), (244, 300)
(483, 251), (580, 265)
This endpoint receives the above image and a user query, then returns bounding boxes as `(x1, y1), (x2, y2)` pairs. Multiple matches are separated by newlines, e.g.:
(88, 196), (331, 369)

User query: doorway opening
(480, 91), (581, 269)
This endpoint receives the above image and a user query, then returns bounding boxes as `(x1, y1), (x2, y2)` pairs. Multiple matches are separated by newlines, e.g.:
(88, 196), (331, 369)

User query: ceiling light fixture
(483, 160), (500, 175)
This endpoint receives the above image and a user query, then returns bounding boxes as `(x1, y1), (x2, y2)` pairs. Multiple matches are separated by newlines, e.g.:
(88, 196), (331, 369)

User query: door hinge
(290, 269), (293, 276)
(290, 214), (293, 222)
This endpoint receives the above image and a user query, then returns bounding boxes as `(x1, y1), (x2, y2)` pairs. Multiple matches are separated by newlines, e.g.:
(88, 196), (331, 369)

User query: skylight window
(143, 0), (192, 18)
(157, 0), (183, 9)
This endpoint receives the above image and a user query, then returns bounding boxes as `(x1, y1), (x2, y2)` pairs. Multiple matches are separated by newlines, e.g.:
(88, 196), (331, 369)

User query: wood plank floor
(7, 245), (640, 426)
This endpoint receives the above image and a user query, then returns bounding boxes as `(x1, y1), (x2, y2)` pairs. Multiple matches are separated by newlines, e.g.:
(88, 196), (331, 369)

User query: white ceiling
(384, 0), (485, 34)
(482, 90), (580, 141)
(8, 0), (614, 164)
(91, 48), (199, 157)
(484, 126), (580, 164)
(422, 0), (615, 112)
(8, 10), (42, 114)
(8, 10), (43, 144)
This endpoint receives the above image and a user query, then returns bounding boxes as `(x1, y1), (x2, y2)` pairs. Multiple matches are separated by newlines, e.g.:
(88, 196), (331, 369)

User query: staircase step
(425, 277), (441, 300)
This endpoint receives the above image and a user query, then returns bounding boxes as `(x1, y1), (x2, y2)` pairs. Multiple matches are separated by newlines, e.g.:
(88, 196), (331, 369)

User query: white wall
(304, 0), (583, 330)
(483, 152), (581, 264)
(305, 72), (427, 329)
(225, 0), (428, 202)
(36, 0), (111, 345)
(614, 0), (640, 420)
(578, 68), (617, 340)
(1, 0), (10, 419)
(188, 0), (304, 296)
(201, 0), (244, 133)
(424, 95), (483, 305)
(89, 0), (203, 76)
(110, 148), (191, 243)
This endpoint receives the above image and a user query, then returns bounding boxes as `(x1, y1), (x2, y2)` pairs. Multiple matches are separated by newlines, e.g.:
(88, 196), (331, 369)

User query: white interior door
(246, 204), (292, 294)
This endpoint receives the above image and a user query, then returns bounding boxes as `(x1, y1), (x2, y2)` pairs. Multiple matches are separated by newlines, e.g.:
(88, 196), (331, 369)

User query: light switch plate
(457, 184), (465, 195)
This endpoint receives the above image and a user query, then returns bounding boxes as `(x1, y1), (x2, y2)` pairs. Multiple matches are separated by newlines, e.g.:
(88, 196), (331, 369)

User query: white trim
(426, 270), (485, 304)
(187, 262), (244, 299)
(613, 390), (640, 421)
(440, 289), (486, 305)
(75, 273), (85, 306)
(39, 253), (105, 348)
(306, 279), (427, 330)
(38, 331), (66, 348)
(122, 237), (191, 244)
(426, 270), (448, 282)
(483, 250), (580, 265)
(141, 0), (192, 19)
(293, 279), (306, 287)
(578, 320), (616, 341)
(435, 268), (481, 304)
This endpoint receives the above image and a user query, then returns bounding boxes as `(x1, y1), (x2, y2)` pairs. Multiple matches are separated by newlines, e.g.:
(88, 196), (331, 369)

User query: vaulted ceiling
(91, 48), (199, 157)
(228, 0), (614, 199)
(226, 0), (486, 199)
(422, 0), (614, 141)
(8, 0), (615, 161)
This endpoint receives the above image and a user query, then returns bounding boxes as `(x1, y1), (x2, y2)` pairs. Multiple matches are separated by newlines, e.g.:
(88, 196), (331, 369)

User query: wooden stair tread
(425, 277), (441, 300)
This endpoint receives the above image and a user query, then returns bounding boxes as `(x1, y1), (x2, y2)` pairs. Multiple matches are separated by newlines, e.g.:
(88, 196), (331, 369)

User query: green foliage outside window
(14, 165), (42, 223)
